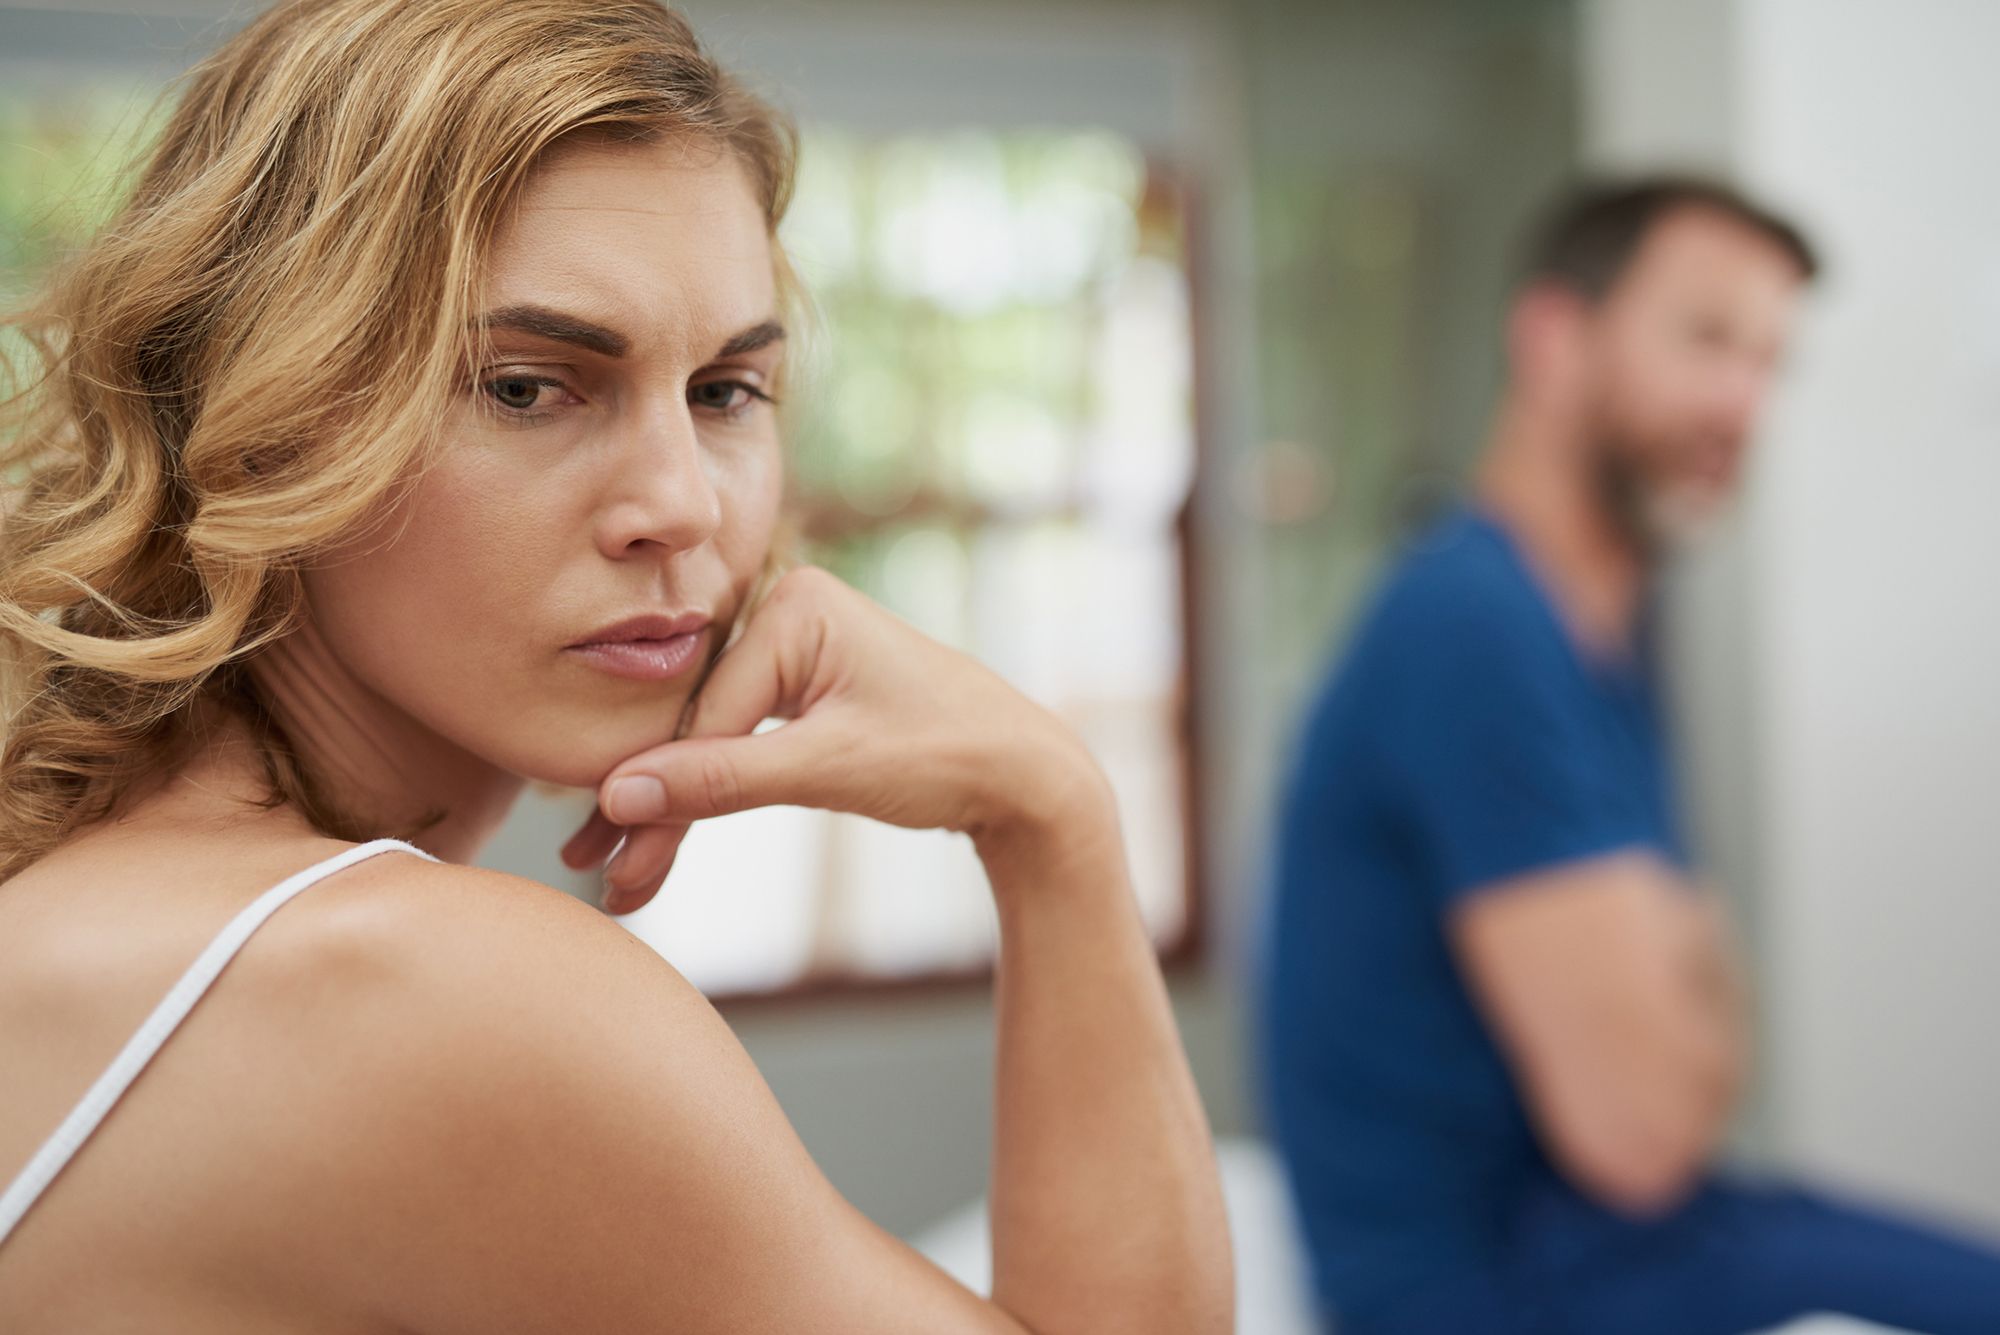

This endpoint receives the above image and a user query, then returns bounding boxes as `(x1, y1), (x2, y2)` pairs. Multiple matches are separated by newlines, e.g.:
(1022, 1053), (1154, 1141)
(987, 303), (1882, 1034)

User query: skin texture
(1456, 204), (1807, 1216)
(0, 139), (1232, 1332)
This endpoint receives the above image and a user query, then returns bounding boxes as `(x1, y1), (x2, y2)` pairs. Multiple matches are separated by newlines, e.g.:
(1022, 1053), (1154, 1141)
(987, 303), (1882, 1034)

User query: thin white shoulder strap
(0, 836), (440, 1248)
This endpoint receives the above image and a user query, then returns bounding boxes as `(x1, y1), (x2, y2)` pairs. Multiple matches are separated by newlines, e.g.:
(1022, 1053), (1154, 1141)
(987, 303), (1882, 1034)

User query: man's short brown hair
(1520, 175), (1819, 300)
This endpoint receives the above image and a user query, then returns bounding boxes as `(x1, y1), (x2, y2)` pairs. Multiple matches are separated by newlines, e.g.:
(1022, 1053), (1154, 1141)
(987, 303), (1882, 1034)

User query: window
(0, 79), (159, 302)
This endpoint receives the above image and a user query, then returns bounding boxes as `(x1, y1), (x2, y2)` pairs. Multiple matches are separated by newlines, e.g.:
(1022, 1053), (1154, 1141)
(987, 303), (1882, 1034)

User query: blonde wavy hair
(0, 0), (797, 881)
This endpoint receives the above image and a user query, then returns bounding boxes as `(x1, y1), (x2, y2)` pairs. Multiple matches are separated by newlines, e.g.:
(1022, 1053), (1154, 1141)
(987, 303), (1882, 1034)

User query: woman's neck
(222, 618), (526, 863)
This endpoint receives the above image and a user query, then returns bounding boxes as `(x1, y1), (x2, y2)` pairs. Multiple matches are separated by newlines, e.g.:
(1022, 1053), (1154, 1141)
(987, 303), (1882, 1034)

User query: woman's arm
(978, 790), (1232, 1332)
(299, 859), (1032, 1334)
(348, 567), (1230, 1333)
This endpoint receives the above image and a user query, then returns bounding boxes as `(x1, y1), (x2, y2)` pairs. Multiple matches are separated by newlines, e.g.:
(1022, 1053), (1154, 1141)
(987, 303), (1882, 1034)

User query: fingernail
(600, 882), (626, 915)
(605, 775), (667, 824)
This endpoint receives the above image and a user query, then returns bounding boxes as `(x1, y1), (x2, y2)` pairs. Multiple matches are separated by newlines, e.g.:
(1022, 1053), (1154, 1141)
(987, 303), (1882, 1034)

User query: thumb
(597, 721), (837, 825)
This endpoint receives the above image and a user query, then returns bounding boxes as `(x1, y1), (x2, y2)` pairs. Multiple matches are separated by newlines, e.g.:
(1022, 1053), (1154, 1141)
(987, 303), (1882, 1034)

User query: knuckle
(691, 750), (742, 816)
(774, 564), (840, 604)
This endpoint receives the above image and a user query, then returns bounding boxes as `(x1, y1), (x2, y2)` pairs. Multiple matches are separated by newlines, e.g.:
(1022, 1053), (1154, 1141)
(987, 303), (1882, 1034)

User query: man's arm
(1448, 850), (1750, 1215)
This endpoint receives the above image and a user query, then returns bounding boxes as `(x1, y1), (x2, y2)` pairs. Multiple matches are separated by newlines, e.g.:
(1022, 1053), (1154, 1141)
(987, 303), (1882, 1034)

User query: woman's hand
(560, 565), (1114, 913)
(556, 566), (1231, 1334)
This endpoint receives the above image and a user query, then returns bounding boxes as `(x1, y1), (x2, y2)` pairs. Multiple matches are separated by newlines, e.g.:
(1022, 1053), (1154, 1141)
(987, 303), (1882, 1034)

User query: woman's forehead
(482, 138), (776, 359)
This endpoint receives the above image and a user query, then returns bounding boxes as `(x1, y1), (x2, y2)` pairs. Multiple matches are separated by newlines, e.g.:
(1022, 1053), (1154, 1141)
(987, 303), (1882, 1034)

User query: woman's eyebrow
(474, 304), (628, 357)
(717, 319), (786, 359)
(471, 309), (783, 362)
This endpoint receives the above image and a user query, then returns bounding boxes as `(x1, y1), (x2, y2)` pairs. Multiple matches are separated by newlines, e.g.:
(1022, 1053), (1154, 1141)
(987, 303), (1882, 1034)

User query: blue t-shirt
(1256, 506), (1690, 1318)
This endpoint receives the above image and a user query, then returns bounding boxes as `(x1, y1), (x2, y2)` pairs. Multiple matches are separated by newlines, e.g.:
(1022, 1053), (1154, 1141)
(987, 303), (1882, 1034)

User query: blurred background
(3, 0), (1996, 1327)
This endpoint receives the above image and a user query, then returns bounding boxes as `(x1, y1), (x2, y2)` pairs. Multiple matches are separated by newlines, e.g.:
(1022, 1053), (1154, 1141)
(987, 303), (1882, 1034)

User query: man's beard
(1589, 434), (1732, 561)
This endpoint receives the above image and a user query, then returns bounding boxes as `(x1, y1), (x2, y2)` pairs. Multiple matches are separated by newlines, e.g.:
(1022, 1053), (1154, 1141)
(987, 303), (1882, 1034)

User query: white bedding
(909, 1137), (1918, 1335)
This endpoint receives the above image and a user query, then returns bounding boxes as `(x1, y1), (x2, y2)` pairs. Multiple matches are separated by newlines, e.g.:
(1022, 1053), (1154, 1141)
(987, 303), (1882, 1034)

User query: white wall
(1587, 0), (2000, 1225)
(1746, 0), (2000, 1222)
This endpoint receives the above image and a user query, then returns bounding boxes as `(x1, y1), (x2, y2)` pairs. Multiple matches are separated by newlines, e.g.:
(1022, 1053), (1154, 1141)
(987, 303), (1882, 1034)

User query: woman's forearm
(975, 790), (1233, 1335)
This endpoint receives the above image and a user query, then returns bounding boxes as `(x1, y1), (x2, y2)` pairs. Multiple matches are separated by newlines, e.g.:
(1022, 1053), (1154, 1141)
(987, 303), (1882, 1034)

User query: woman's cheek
(720, 437), (785, 559)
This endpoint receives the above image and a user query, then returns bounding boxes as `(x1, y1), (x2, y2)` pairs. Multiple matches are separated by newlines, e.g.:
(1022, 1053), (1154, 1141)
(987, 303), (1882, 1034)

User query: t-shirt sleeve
(1381, 586), (1654, 905)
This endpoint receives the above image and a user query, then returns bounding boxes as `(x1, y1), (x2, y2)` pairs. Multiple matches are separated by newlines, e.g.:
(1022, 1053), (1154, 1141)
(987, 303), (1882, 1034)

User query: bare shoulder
(246, 851), (721, 1097)
(294, 851), (702, 1020)
(271, 850), (751, 1153)
(262, 852), (930, 1334)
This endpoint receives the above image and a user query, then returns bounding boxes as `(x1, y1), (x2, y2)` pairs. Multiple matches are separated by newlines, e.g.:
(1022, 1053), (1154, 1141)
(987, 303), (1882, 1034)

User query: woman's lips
(564, 628), (707, 681)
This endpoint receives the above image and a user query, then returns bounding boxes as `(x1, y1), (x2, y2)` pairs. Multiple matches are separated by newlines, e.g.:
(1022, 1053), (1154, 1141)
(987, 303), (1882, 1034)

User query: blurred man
(1258, 177), (2000, 1335)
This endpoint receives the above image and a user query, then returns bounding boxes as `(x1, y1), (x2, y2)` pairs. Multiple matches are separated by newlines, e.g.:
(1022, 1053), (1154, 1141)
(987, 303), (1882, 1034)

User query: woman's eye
(480, 373), (568, 418)
(689, 379), (773, 415)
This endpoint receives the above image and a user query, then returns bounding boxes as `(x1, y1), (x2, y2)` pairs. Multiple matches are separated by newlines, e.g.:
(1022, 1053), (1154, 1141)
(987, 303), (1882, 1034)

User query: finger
(655, 825), (690, 884)
(598, 723), (838, 825)
(678, 567), (837, 743)
(603, 820), (687, 906)
(561, 807), (624, 870)
(603, 822), (691, 915)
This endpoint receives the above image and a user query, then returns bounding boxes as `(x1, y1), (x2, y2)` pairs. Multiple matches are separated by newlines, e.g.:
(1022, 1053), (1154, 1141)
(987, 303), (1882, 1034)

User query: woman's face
(299, 136), (786, 789)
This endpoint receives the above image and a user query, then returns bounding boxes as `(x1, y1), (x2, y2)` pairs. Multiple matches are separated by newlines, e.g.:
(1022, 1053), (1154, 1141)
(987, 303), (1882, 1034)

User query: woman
(0, 1), (1232, 1329)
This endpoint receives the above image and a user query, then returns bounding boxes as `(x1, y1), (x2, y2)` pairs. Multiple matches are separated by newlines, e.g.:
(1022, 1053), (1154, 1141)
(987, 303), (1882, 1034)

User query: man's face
(1580, 206), (1807, 547)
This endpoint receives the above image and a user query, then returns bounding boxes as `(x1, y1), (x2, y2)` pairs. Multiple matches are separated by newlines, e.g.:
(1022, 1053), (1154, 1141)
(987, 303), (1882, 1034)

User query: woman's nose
(593, 405), (723, 558)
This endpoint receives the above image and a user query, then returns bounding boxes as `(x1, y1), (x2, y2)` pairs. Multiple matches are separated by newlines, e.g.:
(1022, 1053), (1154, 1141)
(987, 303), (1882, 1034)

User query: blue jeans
(1337, 1174), (2000, 1335)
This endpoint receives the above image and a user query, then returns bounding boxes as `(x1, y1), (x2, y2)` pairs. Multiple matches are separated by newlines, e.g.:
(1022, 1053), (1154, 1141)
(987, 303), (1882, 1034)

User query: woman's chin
(502, 718), (686, 794)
